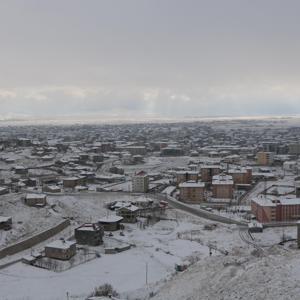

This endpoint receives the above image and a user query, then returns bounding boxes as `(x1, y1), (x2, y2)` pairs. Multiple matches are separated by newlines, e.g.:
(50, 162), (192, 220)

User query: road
(151, 193), (247, 226)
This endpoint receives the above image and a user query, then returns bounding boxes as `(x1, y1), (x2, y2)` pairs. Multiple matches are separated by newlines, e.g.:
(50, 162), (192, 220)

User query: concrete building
(63, 177), (79, 189)
(42, 185), (61, 193)
(289, 143), (300, 155)
(123, 146), (147, 156)
(251, 195), (300, 223)
(176, 171), (199, 185)
(0, 216), (12, 230)
(200, 165), (222, 182)
(75, 223), (104, 246)
(283, 161), (297, 173)
(257, 151), (274, 166)
(297, 221), (300, 249)
(24, 194), (47, 207)
(295, 181), (300, 198)
(179, 181), (205, 203)
(98, 216), (124, 231)
(160, 147), (184, 156)
(14, 166), (28, 175)
(228, 167), (252, 185)
(45, 239), (76, 260)
(212, 174), (234, 199)
(0, 187), (9, 195)
(116, 205), (139, 223)
(132, 171), (149, 193)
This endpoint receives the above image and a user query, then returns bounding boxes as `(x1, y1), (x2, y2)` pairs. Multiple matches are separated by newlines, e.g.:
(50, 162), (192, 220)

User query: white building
(132, 171), (149, 193)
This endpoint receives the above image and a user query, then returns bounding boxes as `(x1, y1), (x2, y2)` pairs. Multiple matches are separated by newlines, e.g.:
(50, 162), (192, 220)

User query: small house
(75, 223), (104, 246)
(0, 216), (12, 230)
(116, 205), (139, 223)
(45, 239), (76, 260)
(24, 193), (47, 207)
(98, 216), (124, 231)
(0, 187), (9, 195)
(63, 177), (79, 189)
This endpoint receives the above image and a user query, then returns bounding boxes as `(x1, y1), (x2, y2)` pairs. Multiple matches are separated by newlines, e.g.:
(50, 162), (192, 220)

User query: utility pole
(146, 262), (148, 285)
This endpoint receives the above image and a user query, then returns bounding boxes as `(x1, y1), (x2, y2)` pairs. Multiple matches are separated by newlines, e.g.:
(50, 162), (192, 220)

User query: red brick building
(251, 196), (300, 223)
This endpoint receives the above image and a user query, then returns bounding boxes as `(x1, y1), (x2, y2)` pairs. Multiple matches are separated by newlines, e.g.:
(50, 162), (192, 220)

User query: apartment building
(176, 171), (199, 185)
(200, 165), (222, 182)
(212, 174), (234, 199)
(251, 195), (300, 223)
(179, 181), (205, 203)
(132, 171), (149, 193)
(257, 151), (274, 166)
(228, 167), (252, 185)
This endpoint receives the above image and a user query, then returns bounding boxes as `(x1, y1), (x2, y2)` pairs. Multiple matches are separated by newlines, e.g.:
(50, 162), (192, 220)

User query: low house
(0, 216), (12, 230)
(14, 165), (28, 175)
(45, 239), (76, 260)
(27, 178), (38, 187)
(75, 223), (104, 246)
(116, 205), (139, 223)
(0, 187), (9, 195)
(63, 177), (79, 189)
(42, 185), (61, 193)
(24, 193), (47, 207)
(98, 216), (124, 231)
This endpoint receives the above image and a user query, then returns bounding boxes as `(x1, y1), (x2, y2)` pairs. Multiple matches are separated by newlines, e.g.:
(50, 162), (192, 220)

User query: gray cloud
(0, 0), (300, 119)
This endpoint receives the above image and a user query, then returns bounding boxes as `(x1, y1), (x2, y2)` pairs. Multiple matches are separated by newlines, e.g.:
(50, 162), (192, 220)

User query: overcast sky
(0, 0), (300, 120)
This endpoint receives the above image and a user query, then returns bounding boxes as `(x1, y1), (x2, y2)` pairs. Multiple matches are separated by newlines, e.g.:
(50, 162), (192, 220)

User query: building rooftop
(98, 216), (124, 223)
(252, 195), (300, 206)
(212, 174), (233, 185)
(0, 216), (12, 223)
(179, 181), (205, 188)
(26, 193), (46, 199)
(46, 239), (76, 250)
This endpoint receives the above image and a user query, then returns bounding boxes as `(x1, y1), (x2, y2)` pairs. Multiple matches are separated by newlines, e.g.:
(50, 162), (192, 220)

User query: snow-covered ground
(151, 242), (300, 300)
(0, 204), (298, 300)
(0, 192), (151, 247)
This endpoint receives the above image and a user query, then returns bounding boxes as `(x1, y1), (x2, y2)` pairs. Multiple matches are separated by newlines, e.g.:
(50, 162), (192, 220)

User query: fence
(0, 219), (70, 259)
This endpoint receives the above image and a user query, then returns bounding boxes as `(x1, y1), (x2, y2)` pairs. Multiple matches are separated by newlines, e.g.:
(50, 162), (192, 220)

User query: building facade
(212, 174), (234, 199)
(132, 171), (149, 193)
(179, 181), (205, 203)
(251, 196), (300, 223)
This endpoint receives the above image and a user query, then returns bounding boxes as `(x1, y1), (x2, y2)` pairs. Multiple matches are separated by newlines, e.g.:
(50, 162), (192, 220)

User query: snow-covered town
(2, 1), (300, 299)
(0, 118), (300, 299)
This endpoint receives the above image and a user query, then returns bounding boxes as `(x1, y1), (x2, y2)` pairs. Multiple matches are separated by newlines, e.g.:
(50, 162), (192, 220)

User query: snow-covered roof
(116, 204), (139, 212)
(228, 168), (248, 174)
(179, 181), (205, 188)
(280, 198), (300, 205)
(0, 216), (12, 223)
(98, 216), (124, 223)
(201, 165), (221, 169)
(176, 171), (199, 175)
(26, 193), (46, 199)
(252, 195), (300, 207)
(161, 186), (176, 195)
(63, 177), (79, 181)
(252, 196), (277, 207)
(212, 174), (233, 185)
(76, 223), (102, 232)
(46, 239), (76, 250)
